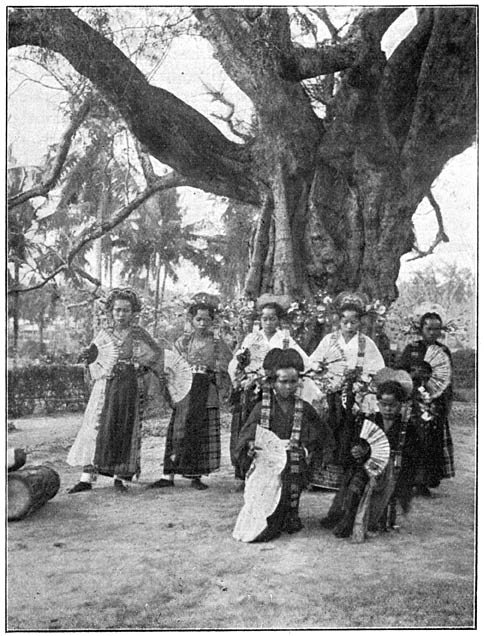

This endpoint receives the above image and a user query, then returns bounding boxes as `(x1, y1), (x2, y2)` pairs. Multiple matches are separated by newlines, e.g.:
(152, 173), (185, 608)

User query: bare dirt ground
(7, 403), (476, 630)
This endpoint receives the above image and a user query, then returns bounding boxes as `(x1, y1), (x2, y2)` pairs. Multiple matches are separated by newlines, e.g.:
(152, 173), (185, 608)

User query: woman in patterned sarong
(67, 289), (162, 493)
(398, 312), (454, 496)
(308, 302), (385, 488)
(150, 302), (232, 490)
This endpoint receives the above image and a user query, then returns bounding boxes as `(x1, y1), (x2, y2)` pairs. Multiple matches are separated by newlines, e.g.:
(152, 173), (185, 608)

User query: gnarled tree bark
(9, 6), (476, 304)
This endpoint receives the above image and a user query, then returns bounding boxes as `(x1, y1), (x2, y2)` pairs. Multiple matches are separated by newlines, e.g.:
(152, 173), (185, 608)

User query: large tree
(8, 7), (476, 303)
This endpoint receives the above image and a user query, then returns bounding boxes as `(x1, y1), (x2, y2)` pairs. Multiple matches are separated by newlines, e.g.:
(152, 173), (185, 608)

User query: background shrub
(8, 364), (89, 418)
(452, 349), (476, 390)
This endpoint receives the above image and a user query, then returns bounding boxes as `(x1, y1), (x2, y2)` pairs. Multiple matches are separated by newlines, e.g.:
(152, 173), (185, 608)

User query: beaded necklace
(260, 386), (304, 510)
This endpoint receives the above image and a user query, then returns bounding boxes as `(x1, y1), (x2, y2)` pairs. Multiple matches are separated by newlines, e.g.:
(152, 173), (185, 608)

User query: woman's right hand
(351, 444), (366, 460)
(77, 343), (98, 365)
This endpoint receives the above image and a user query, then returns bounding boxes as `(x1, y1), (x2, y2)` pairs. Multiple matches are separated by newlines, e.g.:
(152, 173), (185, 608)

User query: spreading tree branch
(8, 99), (92, 209)
(72, 266), (102, 288)
(8, 172), (187, 294)
(281, 8), (406, 82)
(408, 191), (450, 261)
(69, 172), (186, 263)
(9, 8), (258, 204)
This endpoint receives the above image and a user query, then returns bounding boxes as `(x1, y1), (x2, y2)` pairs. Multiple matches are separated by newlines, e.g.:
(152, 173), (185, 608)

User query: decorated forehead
(256, 293), (291, 314)
(188, 302), (216, 319)
(191, 292), (220, 307)
(335, 290), (368, 316)
(373, 368), (413, 399)
(188, 292), (220, 319)
(106, 287), (142, 312)
(413, 302), (445, 327)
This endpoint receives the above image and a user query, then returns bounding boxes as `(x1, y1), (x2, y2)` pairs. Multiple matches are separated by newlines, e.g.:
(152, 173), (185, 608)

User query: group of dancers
(66, 288), (454, 543)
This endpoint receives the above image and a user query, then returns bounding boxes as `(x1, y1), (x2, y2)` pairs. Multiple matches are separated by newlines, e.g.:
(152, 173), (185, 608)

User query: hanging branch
(8, 171), (187, 294)
(8, 99), (92, 210)
(202, 81), (254, 142)
(408, 190), (450, 261)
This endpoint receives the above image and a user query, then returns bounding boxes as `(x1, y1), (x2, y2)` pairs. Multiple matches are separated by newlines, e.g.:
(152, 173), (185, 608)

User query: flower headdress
(105, 287), (142, 313)
(334, 290), (369, 313)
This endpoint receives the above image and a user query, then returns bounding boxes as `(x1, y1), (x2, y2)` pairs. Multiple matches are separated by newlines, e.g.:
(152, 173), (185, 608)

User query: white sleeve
(308, 334), (331, 367)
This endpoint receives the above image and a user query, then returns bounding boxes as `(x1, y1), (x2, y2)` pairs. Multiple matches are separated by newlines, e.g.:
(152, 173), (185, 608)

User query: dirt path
(7, 405), (476, 629)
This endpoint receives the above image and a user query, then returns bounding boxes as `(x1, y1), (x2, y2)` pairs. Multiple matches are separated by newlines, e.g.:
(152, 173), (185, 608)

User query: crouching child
(320, 376), (420, 541)
(233, 348), (335, 543)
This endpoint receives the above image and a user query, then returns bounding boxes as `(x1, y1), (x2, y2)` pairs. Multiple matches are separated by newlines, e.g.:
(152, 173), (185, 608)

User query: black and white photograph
(6, 4), (477, 630)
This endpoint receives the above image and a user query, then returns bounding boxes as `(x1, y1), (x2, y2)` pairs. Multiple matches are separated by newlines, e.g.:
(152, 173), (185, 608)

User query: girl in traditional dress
(319, 379), (420, 540)
(398, 312), (454, 496)
(150, 302), (232, 490)
(228, 302), (321, 485)
(234, 349), (335, 542)
(308, 300), (385, 486)
(67, 289), (162, 493)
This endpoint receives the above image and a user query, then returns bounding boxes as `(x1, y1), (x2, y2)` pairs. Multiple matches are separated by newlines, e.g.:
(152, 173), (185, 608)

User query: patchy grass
(7, 404), (475, 629)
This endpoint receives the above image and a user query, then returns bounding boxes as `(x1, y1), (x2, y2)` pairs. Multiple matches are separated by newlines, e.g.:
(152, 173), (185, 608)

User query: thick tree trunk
(9, 7), (476, 304)
(239, 7), (475, 304)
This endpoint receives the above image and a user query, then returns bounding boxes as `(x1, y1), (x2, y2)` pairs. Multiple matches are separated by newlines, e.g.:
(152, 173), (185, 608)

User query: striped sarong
(163, 373), (221, 476)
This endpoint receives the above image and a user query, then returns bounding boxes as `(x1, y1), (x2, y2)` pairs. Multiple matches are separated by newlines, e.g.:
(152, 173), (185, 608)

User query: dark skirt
(229, 388), (259, 480)
(310, 389), (356, 489)
(94, 364), (140, 479)
(163, 373), (221, 476)
(416, 393), (455, 487)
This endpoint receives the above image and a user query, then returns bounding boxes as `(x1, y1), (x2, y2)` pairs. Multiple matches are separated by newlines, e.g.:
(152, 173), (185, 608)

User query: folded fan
(360, 419), (390, 478)
(424, 344), (452, 398)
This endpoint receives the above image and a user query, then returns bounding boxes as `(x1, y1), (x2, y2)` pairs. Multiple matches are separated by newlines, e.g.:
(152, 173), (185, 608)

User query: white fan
(162, 349), (193, 403)
(314, 343), (347, 392)
(233, 426), (288, 542)
(88, 332), (118, 380)
(424, 344), (452, 398)
(246, 331), (269, 372)
(360, 419), (390, 478)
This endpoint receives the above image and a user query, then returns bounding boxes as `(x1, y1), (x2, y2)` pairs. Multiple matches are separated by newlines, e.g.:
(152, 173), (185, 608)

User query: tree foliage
(8, 7), (476, 303)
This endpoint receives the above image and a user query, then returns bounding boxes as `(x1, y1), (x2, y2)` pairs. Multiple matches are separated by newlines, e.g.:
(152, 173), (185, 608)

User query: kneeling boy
(234, 348), (334, 542)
